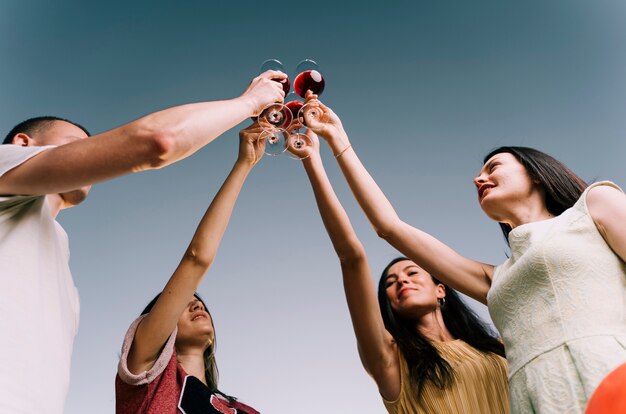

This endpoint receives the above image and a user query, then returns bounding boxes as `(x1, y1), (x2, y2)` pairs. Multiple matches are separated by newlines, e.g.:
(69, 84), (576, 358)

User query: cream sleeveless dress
(487, 181), (626, 413)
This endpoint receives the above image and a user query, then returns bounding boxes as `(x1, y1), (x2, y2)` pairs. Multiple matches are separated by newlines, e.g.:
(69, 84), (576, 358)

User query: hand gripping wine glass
(256, 59), (292, 156)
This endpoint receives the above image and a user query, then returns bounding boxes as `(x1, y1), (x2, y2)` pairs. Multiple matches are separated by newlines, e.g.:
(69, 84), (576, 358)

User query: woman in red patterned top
(115, 124), (265, 414)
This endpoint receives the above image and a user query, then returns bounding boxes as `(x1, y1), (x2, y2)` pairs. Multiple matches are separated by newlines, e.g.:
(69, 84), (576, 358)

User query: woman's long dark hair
(483, 146), (587, 242)
(142, 293), (233, 400)
(378, 257), (505, 396)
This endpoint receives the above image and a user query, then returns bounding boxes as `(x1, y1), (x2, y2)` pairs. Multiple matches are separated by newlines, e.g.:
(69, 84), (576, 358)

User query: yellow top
(383, 340), (509, 414)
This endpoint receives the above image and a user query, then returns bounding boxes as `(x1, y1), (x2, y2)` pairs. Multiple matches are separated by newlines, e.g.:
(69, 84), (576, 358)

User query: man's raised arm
(0, 70), (285, 196)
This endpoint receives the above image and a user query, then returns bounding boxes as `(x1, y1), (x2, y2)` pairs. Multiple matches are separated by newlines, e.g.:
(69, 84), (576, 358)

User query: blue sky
(2, 1), (626, 412)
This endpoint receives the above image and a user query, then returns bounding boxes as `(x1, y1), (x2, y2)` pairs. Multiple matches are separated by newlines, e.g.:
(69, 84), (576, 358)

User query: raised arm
(288, 131), (400, 400)
(302, 97), (494, 303)
(126, 123), (265, 374)
(0, 71), (285, 196)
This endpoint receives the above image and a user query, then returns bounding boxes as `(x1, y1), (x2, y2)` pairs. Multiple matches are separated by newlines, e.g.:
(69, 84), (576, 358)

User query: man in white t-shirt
(0, 71), (285, 414)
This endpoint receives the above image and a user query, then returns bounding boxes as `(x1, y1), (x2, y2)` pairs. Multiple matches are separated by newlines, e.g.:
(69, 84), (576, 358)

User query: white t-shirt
(0, 145), (80, 414)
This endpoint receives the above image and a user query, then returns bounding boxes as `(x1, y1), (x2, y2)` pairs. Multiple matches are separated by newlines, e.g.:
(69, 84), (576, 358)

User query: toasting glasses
(256, 59), (292, 156)
(256, 59), (325, 159)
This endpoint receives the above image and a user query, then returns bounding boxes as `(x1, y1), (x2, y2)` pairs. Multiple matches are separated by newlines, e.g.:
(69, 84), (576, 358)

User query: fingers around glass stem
(286, 128), (313, 160)
(260, 59), (290, 94)
(297, 103), (323, 128)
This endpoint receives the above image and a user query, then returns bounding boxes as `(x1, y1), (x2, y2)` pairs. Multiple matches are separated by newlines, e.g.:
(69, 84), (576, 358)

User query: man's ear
(11, 133), (35, 146)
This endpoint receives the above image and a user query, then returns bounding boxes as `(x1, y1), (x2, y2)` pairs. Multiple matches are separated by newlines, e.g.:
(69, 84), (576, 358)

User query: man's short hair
(2, 116), (90, 145)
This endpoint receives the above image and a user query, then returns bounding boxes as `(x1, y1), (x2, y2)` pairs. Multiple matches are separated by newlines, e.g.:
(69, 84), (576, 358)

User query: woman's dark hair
(142, 292), (230, 399)
(483, 146), (587, 242)
(378, 257), (505, 396)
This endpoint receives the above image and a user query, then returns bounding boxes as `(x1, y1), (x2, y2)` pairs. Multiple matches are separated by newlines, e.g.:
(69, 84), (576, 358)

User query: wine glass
(294, 59), (326, 128)
(293, 59), (325, 97)
(256, 103), (292, 132)
(286, 127), (313, 160)
(258, 128), (290, 156)
(283, 93), (312, 160)
(260, 59), (291, 96)
(256, 59), (291, 155)
(284, 92), (304, 128)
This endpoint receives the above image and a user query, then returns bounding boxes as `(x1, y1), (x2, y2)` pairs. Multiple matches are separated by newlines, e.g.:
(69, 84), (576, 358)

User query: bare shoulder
(586, 184), (626, 232)
(587, 184), (626, 215)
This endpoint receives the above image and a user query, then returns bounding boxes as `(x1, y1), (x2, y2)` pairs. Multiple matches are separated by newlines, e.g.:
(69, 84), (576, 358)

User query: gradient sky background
(2, 1), (626, 413)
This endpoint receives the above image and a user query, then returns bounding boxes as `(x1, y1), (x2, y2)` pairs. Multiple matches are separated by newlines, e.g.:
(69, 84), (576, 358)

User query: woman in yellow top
(288, 125), (509, 413)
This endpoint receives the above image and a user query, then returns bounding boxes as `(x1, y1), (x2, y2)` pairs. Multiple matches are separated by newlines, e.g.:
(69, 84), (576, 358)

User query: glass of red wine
(294, 59), (325, 97)
(294, 59), (326, 128)
(284, 93), (312, 160)
(285, 93), (304, 120)
(256, 59), (291, 156)
(259, 59), (291, 98)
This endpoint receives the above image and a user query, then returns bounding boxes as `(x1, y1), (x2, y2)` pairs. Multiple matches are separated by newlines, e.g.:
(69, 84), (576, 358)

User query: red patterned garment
(116, 316), (259, 414)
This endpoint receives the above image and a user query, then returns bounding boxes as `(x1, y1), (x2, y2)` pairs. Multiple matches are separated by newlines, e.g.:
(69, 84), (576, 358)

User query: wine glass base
(286, 132), (313, 160)
(259, 129), (289, 156)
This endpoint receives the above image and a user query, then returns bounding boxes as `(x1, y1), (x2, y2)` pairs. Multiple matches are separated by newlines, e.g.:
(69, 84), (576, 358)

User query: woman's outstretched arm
(302, 97), (494, 303)
(127, 123), (266, 374)
(289, 131), (400, 400)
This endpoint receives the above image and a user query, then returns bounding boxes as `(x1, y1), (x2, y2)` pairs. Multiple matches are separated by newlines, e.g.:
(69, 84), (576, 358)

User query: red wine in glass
(285, 100), (304, 119)
(294, 70), (325, 97)
(285, 94), (310, 159)
(293, 59), (325, 127)
(278, 77), (290, 95)
(252, 59), (289, 125)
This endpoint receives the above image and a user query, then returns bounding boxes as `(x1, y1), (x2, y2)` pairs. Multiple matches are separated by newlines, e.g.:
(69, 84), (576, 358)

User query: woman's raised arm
(127, 124), (265, 374)
(302, 97), (494, 303)
(290, 131), (401, 399)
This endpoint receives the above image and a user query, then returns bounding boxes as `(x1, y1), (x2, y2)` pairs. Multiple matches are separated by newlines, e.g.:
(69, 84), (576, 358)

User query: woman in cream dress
(300, 94), (626, 413)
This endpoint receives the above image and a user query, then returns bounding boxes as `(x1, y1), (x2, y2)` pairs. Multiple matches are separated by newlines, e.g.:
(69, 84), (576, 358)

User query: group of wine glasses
(256, 59), (326, 159)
